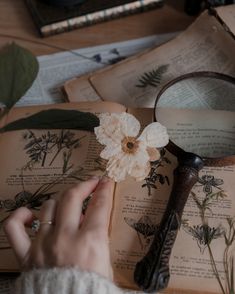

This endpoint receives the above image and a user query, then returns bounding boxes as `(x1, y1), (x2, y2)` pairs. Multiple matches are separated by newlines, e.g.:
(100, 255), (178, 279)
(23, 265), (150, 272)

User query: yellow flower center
(121, 137), (139, 154)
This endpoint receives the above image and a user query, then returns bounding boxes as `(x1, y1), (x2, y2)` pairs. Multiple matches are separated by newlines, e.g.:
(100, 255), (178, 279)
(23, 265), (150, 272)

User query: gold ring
(40, 221), (54, 225)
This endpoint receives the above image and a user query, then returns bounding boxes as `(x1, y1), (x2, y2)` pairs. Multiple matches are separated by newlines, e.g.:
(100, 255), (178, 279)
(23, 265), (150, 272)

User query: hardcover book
(24, 0), (164, 37)
(0, 101), (235, 293)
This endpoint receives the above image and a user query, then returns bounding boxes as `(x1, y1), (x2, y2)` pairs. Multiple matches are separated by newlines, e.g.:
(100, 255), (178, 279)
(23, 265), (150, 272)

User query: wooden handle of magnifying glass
(134, 152), (204, 293)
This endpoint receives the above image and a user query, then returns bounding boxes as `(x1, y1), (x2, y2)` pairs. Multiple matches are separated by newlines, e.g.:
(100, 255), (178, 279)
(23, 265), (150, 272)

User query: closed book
(25, 0), (164, 37)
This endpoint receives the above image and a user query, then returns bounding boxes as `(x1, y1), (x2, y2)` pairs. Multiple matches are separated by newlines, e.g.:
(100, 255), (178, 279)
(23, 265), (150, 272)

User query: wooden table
(0, 0), (195, 56)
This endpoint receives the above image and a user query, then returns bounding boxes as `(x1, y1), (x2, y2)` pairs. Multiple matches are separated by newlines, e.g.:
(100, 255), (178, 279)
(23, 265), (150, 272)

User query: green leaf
(0, 109), (99, 133)
(0, 43), (39, 109)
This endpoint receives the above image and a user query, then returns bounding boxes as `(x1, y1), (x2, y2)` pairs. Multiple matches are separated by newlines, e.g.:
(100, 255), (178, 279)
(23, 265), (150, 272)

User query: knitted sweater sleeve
(14, 268), (138, 294)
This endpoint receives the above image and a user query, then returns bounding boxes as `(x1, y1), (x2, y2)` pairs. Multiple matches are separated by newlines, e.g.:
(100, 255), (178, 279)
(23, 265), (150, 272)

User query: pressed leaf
(136, 64), (169, 88)
(0, 43), (39, 109)
(0, 109), (99, 133)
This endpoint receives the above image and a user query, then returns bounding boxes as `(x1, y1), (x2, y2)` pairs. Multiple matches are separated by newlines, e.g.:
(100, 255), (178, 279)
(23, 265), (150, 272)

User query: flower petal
(106, 146), (150, 182)
(100, 144), (122, 160)
(95, 112), (140, 148)
(127, 148), (150, 181)
(130, 161), (151, 182)
(147, 147), (161, 161)
(138, 122), (169, 148)
(94, 113), (124, 146)
(106, 153), (129, 182)
(119, 112), (140, 137)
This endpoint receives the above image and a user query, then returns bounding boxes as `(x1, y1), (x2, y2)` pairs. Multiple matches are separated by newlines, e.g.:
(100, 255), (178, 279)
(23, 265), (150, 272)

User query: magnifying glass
(134, 71), (235, 292)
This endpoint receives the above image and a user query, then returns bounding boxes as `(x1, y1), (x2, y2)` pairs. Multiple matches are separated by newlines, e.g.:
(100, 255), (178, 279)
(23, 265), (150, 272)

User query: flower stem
(207, 244), (226, 294)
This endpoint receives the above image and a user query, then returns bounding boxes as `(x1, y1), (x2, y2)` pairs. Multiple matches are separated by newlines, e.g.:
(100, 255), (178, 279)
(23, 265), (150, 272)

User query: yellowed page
(110, 108), (235, 293)
(64, 74), (102, 103)
(89, 10), (235, 108)
(63, 48), (155, 104)
(0, 101), (125, 271)
(156, 107), (235, 158)
(216, 4), (235, 36)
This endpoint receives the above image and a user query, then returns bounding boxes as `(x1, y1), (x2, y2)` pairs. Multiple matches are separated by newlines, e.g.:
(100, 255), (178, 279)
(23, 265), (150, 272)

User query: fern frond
(136, 64), (169, 88)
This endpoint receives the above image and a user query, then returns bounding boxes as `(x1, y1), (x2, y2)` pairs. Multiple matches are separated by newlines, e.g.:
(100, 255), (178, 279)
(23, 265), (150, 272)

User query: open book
(64, 5), (235, 108)
(0, 101), (235, 294)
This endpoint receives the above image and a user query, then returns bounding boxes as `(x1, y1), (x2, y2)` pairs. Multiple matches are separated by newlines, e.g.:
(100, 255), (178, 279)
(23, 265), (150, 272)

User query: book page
(156, 107), (235, 158)
(64, 74), (102, 103)
(88, 9), (235, 108)
(110, 108), (235, 293)
(63, 32), (180, 103)
(12, 34), (177, 107)
(216, 4), (235, 36)
(0, 101), (125, 271)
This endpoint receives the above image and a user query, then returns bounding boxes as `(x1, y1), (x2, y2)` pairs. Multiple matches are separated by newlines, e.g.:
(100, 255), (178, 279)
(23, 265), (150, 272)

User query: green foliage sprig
(0, 109), (99, 133)
(136, 64), (169, 88)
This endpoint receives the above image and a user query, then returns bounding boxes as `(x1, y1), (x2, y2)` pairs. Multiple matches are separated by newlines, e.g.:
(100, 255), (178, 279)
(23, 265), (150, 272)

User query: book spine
(40, 0), (164, 37)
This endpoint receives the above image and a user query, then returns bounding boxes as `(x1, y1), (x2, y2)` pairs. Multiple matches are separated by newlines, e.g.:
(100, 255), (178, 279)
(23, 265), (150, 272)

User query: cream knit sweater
(14, 268), (140, 294)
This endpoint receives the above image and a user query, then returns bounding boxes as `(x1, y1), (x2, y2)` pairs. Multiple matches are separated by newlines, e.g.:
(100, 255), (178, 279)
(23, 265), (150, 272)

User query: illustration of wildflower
(182, 174), (234, 294)
(142, 148), (171, 196)
(124, 215), (159, 250)
(0, 130), (92, 231)
(197, 175), (224, 194)
(23, 130), (85, 168)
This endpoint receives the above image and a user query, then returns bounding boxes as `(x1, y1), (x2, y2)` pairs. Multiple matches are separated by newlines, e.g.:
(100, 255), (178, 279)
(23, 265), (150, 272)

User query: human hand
(4, 177), (114, 280)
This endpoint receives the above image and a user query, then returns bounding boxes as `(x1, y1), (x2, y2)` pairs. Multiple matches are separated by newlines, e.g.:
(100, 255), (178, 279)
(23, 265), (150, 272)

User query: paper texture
(77, 9), (235, 108)
(0, 101), (124, 271)
(0, 32), (179, 291)
(16, 33), (178, 107)
(156, 107), (235, 157)
(110, 108), (235, 293)
(216, 4), (235, 36)
(0, 102), (234, 293)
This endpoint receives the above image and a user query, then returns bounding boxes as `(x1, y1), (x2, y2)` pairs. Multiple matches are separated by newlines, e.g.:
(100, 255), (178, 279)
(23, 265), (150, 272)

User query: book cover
(24, 0), (164, 37)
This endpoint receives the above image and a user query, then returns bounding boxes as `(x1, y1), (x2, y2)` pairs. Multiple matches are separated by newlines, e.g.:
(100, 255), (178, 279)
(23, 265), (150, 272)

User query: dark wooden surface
(0, 0), (195, 55)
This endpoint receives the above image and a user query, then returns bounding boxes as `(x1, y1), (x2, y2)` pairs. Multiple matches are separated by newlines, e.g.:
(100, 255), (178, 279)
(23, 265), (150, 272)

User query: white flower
(94, 112), (169, 182)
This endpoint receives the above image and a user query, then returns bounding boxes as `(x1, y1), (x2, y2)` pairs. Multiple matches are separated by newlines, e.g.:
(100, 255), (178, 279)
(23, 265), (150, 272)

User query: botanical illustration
(1, 129), (88, 225)
(142, 148), (171, 196)
(182, 174), (235, 294)
(22, 129), (85, 172)
(136, 64), (169, 88)
(0, 112), (99, 237)
(124, 215), (159, 250)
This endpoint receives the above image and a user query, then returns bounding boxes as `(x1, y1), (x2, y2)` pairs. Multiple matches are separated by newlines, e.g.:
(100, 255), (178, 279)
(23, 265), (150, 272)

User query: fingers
(37, 199), (57, 236)
(55, 177), (100, 234)
(3, 207), (34, 263)
(81, 177), (114, 233)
